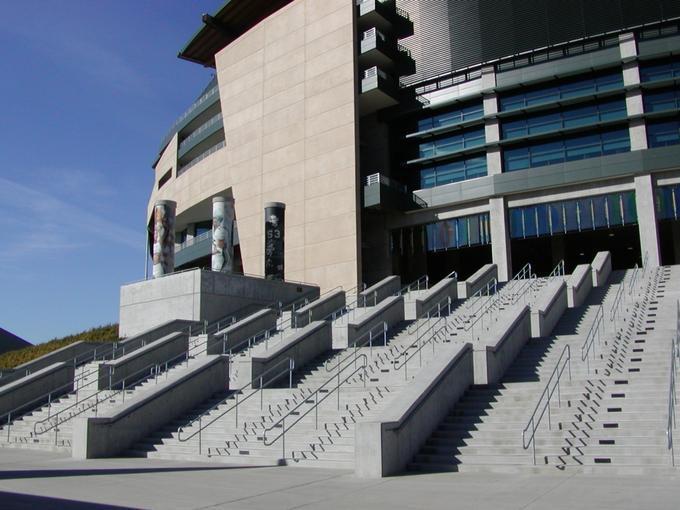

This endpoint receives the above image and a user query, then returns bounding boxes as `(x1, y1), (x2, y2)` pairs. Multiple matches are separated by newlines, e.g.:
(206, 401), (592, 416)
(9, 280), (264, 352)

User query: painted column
(152, 200), (176, 278)
(489, 197), (512, 282)
(634, 174), (661, 267)
(264, 202), (285, 280)
(212, 196), (235, 273)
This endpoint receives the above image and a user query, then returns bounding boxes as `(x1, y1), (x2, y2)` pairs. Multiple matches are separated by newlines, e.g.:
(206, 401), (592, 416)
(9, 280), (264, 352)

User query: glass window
(468, 215), (481, 245)
(577, 199), (593, 230)
(592, 195), (608, 228)
(647, 120), (680, 148)
(549, 203), (565, 234)
(601, 129), (630, 154)
(640, 61), (680, 83)
(415, 101), (483, 133)
(643, 90), (678, 112)
(536, 204), (550, 236)
(564, 201), (579, 232)
(524, 207), (538, 237)
(424, 213), (491, 252)
(510, 208), (524, 238)
(419, 156), (488, 189)
(456, 218), (469, 247)
(656, 186), (677, 220)
(622, 193), (638, 224)
(504, 147), (530, 172)
(609, 194), (623, 226)
(420, 168), (436, 188)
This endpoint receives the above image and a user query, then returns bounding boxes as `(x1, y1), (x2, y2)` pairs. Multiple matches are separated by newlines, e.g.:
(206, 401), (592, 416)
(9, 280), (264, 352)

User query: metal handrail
(464, 277), (498, 310)
(222, 326), (278, 357)
(667, 301), (679, 466)
(609, 275), (628, 323)
(177, 357), (295, 454)
(407, 295), (453, 336)
(262, 354), (368, 457)
(393, 311), (450, 379)
(33, 328), (221, 439)
(444, 269), (458, 280)
(581, 304), (605, 373)
(325, 322), (387, 373)
(548, 260), (565, 279)
(522, 344), (572, 465)
(395, 275), (429, 296)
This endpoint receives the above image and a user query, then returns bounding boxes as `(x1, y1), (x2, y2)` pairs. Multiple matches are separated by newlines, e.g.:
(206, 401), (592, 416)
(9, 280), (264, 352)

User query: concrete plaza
(0, 449), (678, 509)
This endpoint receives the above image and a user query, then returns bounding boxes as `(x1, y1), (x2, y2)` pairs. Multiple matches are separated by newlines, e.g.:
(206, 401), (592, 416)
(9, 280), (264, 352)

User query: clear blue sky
(0, 0), (220, 343)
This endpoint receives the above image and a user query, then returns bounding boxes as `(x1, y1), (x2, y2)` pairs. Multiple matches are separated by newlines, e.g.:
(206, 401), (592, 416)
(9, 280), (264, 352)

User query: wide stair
(409, 266), (679, 474)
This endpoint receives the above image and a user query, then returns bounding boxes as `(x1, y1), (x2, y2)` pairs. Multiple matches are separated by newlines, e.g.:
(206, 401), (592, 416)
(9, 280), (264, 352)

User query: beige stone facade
(148, 0), (360, 292)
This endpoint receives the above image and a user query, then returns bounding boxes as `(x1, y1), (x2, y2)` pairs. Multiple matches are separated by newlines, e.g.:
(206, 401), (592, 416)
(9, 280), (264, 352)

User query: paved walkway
(0, 449), (678, 509)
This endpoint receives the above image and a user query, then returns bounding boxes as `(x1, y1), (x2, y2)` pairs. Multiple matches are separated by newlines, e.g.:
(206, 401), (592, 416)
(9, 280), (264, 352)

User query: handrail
(32, 328), (220, 439)
(325, 322), (387, 373)
(581, 304), (605, 373)
(395, 275), (429, 296)
(393, 314), (449, 379)
(262, 354), (368, 457)
(609, 277), (627, 323)
(464, 277), (498, 310)
(177, 357), (295, 454)
(548, 260), (565, 279)
(444, 269), (458, 280)
(222, 325), (278, 357)
(667, 300), (679, 466)
(627, 264), (640, 297)
(407, 295), (452, 336)
(522, 344), (572, 465)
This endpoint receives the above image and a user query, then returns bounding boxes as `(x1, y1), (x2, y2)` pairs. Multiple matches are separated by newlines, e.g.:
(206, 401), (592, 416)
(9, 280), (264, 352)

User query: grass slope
(0, 324), (120, 370)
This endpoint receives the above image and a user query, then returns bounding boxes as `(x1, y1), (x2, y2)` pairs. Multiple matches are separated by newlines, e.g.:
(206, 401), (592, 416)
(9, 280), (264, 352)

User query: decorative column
(264, 202), (285, 280)
(152, 200), (176, 278)
(212, 196), (235, 273)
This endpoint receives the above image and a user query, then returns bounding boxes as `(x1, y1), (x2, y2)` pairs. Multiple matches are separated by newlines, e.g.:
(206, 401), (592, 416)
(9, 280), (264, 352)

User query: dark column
(152, 200), (176, 278)
(264, 202), (285, 280)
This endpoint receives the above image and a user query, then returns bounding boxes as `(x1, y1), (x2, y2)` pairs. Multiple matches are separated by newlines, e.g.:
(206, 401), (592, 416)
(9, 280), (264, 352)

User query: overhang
(179, 0), (295, 67)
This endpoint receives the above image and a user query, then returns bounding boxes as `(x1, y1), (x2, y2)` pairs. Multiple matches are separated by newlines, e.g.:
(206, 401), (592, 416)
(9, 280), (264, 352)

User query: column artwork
(152, 200), (176, 278)
(212, 196), (235, 273)
(264, 202), (285, 280)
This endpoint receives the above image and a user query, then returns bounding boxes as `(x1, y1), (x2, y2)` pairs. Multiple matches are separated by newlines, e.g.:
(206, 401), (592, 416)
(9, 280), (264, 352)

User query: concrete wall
(407, 276), (458, 320)
(591, 251), (612, 288)
(355, 344), (474, 478)
(210, 308), (278, 355)
(0, 363), (74, 417)
(118, 319), (198, 352)
(358, 276), (401, 307)
(457, 264), (497, 299)
(530, 280), (567, 338)
(473, 304), (531, 385)
(293, 290), (345, 327)
(119, 270), (318, 337)
(340, 296), (404, 348)
(9, 342), (106, 381)
(567, 264), (593, 308)
(98, 332), (189, 390)
(148, 0), (360, 293)
(250, 321), (332, 388)
(72, 356), (228, 459)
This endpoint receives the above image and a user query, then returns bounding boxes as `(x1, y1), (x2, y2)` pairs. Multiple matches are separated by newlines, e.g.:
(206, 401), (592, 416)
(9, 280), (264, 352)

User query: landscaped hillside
(0, 324), (120, 370)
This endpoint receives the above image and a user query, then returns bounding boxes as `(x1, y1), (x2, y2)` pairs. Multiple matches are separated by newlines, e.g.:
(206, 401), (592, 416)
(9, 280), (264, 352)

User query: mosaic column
(264, 202), (285, 280)
(152, 200), (176, 278)
(212, 196), (235, 273)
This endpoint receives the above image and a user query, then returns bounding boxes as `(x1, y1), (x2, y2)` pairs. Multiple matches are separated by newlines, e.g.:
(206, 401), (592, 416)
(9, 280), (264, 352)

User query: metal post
(199, 416), (202, 455)
(337, 370), (340, 410)
(260, 377), (263, 410)
(235, 393), (239, 427)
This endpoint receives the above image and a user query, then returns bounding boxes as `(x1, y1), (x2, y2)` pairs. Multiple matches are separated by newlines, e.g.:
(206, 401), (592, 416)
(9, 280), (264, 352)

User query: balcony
(360, 66), (400, 115)
(359, 28), (415, 76)
(356, 0), (413, 38)
(175, 230), (212, 267)
(363, 173), (427, 211)
(178, 112), (224, 159)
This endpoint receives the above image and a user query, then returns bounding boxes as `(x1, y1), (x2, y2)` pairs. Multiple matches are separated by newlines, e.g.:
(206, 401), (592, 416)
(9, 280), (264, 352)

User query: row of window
(647, 119), (680, 148)
(657, 184), (680, 221)
(420, 156), (487, 188)
(418, 128), (485, 159)
(499, 71), (623, 112)
(416, 102), (484, 133)
(643, 88), (680, 113)
(640, 60), (680, 83)
(503, 129), (630, 172)
(425, 213), (491, 252)
(510, 192), (638, 240)
(501, 99), (627, 140)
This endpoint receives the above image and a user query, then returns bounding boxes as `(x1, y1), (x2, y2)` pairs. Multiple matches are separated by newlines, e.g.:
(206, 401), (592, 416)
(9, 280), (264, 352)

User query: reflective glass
(469, 215), (481, 245)
(623, 193), (638, 224)
(457, 218), (469, 247)
(536, 204), (550, 236)
(656, 186), (676, 219)
(510, 209), (524, 238)
(609, 195), (623, 226)
(577, 200), (593, 230)
(564, 201), (579, 231)
(592, 195), (608, 228)
(647, 120), (680, 148)
(524, 207), (538, 237)
(549, 204), (565, 233)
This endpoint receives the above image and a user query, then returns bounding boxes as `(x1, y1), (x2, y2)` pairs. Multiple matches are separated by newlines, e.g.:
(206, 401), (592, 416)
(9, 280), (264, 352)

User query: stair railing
(325, 321), (387, 373)
(407, 296), (452, 338)
(177, 357), (295, 455)
(609, 273), (629, 323)
(222, 326), (278, 357)
(394, 274), (429, 296)
(393, 315), (450, 380)
(667, 301), (679, 466)
(580, 304), (605, 374)
(297, 286), (344, 326)
(548, 260), (565, 279)
(32, 330), (224, 443)
(522, 344), (571, 465)
(262, 354), (368, 459)
(464, 277), (498, 310)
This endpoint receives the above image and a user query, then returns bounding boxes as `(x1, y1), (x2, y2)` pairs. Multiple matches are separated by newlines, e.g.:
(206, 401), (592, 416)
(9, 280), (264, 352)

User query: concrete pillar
(264, 202), (285, 280)
(489, 197), (512, 281)
(634, 174), (661, 267)
(152, 200), (176, 278)
(212, 197), (235, 273)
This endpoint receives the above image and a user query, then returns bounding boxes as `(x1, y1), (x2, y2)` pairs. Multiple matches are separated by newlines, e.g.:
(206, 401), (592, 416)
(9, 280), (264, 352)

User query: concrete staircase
(125, 310), (460, 468)
(408, 266), (679, 474)
(0, 355), (208, 452)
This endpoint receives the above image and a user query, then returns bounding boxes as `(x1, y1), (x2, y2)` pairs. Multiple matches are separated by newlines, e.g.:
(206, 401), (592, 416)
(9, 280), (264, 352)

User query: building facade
(148, 0), (680, 290)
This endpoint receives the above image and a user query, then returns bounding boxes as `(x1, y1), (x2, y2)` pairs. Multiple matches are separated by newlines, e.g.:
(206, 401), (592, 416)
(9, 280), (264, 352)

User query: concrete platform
(0, 448), (678, 509)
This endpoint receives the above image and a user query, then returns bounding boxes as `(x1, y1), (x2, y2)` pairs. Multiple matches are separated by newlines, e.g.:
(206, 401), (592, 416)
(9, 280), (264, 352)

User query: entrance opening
(511, 225), (641, 275)
(426, 245), (492, 282)
(659, 219), (680, 265)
